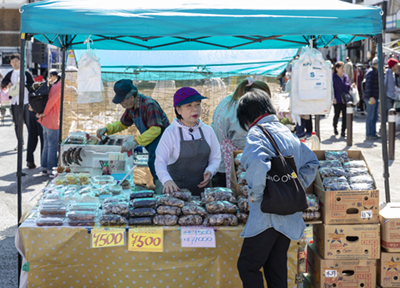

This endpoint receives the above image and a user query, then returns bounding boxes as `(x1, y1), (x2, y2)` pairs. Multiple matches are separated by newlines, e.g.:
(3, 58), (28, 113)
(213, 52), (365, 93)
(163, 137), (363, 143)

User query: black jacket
(363, 67), (379, 101)
(1, 70), (34, 90)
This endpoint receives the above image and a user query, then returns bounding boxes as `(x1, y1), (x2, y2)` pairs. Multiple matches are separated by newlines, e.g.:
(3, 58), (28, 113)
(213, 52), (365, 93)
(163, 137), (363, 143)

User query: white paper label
(388, 115), (396, 122)
(346, 107), (354, 114)
(181, 226), (216, 248)
(361, 210), (373, 219)
(325, 270), (337, 278)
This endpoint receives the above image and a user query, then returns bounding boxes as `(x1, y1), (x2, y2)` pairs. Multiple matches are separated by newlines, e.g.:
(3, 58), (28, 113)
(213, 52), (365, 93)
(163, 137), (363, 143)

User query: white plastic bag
(290, 47), (333, 115)
(349, 87), (360, 106)
(77, 51), (103, 104)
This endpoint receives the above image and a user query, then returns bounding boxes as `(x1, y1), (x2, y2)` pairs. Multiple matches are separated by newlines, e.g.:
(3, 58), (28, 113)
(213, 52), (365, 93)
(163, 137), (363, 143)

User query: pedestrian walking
(344, 57), (354, 83)
(384, 58), (399, 121)
(364, 57), (380, 140)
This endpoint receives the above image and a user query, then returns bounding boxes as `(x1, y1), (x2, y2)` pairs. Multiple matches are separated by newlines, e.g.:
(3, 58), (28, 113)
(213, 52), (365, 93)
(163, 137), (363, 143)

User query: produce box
(313, 223), (380, 260)
(230, 150), (244, 196)
(380, 203), (400, 252)
(379, 251), (400, 287)
(307, 244), (377, 288)
(313, 150), (379, 224)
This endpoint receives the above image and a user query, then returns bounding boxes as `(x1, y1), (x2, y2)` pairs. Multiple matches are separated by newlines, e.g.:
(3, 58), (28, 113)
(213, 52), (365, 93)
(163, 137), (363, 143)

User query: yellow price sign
(128, 227), (163, 252)
(91, 228), (125, 248)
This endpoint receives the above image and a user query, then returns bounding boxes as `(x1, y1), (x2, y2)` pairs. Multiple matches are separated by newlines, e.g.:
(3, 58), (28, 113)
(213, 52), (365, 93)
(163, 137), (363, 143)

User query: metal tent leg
(376, 33), (391, 203)
(58, 46), (67, 166)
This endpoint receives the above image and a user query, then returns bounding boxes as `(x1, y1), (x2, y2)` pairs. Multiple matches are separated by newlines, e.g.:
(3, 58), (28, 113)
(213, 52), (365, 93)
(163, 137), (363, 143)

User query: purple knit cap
(173, 87), (207, 107)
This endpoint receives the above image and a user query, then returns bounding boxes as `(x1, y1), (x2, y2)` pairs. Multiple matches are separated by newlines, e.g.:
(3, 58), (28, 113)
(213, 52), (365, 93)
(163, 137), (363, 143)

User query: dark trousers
(296, 116), (313, 137)
(10, 104), (29, 143)
(212, 172), (226, 187)
(333, 103), (347, 133)
(237, 228), (291, 288)
(27, 110), (43, 163)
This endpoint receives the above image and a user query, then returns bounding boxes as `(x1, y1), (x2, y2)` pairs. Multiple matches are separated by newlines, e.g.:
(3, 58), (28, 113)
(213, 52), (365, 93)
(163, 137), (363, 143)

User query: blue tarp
(20, 0), (382, 51)
(74, 49), (299, 79)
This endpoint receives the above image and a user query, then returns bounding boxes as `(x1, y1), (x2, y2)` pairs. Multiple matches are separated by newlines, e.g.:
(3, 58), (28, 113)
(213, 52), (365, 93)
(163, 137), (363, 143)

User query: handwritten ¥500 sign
(181, 226), (216, 248)
(128, 227), (164, 252)
(91, 228), (125, 248)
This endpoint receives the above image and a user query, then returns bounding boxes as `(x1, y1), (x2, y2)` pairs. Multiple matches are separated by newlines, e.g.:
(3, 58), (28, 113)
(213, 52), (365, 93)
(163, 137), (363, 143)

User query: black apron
(167, 127), (211, 196)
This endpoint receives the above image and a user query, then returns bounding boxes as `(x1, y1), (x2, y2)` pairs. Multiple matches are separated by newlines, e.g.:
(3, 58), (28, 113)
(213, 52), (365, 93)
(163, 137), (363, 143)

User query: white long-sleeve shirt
(155, 119), (221, 185)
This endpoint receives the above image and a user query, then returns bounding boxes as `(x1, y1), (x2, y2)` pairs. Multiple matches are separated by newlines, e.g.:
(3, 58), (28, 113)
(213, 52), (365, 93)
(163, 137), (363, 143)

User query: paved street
(0, 103), (400, 287)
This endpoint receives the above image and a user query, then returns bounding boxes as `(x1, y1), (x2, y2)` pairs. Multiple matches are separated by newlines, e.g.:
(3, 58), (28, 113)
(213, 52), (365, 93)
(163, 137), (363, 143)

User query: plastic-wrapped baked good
(322, 176), (347, 187)
(203, 187), (236, 204)
(240, 185), (249, 197)
(235, 153), (243, 166)
(157, 205), (182, 216)
(344, 167), (369, 177)
(39, 200), (68, 216)
(156, 196), (184, 208)
(54, 176), (67, 186)
(78, 173), (90, 185)
(120, 179), (131, 190)
(132, 197), (157, 208)
(99, 214), (127, 226)
(170, 189), (192, 201)
(110, 185), (122, 196)
(348, 175), (374, 185)
(237, 172), (247, 185)
(103, 202), (129, 215)
(153, 215), (178, 226)
(93, 175), (115, 185)
(130, 190), (154, 199)
(67, 211), (97, 221)
(319, 160), (342, 168)
(237, 195), (249, 213)
(203, 214), (238, 226)
(129, 207), (156, 217)
(103, 195), (129, 205)
(325, 151), (348, 163)
(206, 201), (238, 214)
(319, 167), (346, 178)
(236, 212), (249, 224)
(323, 176), (350, 191)
(350, 183), (375, 191)
(305, 194), (320, 212)
(66, 173), (78, 185)
(343, 160), (367, 169)
(36, 216), (65, 226)
(68, 220), (95, 226)
(129, 217), (153, 225)
(302, 211), (321, 221)
(178, 215), (203, 226)
(237, 164), (245, 174)
(182, 204), (208, 217)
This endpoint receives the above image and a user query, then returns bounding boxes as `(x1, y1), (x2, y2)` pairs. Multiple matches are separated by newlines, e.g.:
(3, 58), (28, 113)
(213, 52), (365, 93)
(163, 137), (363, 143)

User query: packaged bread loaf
(99, 214), (127, 226)
(128, 217), (153, 225)
(103, 201), (129, 215)
(157, 205), (182, 216)
(182, 203), (208, 217)
(178, 215), (203, 226)
(343, 160), (367, 169)
(203, 214), (238, 226)
(344, 167), (369, 177)
(318, 160), (342, 168)
(156, 196), (184, 208)
(36, 216), (65, 227)
(129, 207), (156, 218)
(237, 196), (249, 213)
(325, 151), (348, 163)
(153, 215), (178, 226)
(132, 197), (157, 208)
(206, 201), (238, 214)
(319, 167), (346, 178)
(236, 212), (249, 224)
(170, 189), (191, 201)
(202, 187), (236, 204)
(130, 190), (154, 199)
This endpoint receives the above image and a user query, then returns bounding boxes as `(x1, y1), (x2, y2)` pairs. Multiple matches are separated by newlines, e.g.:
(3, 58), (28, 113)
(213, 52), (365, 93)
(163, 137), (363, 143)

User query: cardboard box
(307, 244), (377, 288)
(313, 223), (380, 259)
(230, 150), (244, 196)
(313, 150), (380, 224)
(380, 203), (400, 252)
(379, 252), (400, 287)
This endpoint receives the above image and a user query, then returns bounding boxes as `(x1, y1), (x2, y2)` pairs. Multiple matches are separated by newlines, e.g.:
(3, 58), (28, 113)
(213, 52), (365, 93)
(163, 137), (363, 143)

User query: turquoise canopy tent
(73, 49), (299, 80)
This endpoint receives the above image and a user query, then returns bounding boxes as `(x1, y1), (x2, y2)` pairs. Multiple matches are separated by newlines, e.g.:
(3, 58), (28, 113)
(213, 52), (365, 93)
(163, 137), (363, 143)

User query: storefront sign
(181, 226), (216, 248)
(128, 227), (164, 252)
(91, 228), (126, 248)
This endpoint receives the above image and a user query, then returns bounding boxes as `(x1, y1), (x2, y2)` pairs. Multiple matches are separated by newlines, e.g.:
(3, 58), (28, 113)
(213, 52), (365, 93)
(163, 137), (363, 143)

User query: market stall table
(16, 222), (300, 288)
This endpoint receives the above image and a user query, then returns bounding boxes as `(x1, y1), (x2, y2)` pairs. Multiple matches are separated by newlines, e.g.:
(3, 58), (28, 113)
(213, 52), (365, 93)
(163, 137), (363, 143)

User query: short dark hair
(10, 53), (20, 61)
(174, 107), (183, 120)
(237, 88), (276, 131)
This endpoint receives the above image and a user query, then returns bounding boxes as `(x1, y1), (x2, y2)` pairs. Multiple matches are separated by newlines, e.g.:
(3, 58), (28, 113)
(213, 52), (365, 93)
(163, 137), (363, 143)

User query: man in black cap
(97, 79), (170, 190)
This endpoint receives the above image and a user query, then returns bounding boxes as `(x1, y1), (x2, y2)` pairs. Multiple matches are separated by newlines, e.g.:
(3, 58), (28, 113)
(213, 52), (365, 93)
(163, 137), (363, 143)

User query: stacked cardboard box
(308, 150), (380, 288)
(379, 203), (400, 287)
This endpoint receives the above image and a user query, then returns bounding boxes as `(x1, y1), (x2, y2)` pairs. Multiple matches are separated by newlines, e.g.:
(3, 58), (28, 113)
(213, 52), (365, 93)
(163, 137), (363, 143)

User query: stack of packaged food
(129, 190), (156, 225)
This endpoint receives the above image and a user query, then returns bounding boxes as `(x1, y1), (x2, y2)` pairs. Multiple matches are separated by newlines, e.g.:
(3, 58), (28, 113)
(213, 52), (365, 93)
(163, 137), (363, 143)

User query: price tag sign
(91, 228), (125, 248)
(128, 227), (163, 252)
(181, 226), (216, 248)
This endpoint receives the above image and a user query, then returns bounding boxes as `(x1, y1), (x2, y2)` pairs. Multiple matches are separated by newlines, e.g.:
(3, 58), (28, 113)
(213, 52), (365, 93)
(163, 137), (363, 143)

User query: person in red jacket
(37, 69), (61, 177)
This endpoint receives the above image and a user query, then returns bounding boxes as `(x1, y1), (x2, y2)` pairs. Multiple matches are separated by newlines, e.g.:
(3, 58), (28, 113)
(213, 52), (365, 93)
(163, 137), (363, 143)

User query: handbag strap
(255, 124), (283, 157)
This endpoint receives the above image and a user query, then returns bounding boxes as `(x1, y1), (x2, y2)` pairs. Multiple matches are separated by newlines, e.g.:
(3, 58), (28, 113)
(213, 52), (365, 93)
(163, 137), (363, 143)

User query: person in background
(384, 58), (399, 121)
(211, 77), (271, 188)
(344, 57), (354, 84)
(354, 64), (365, 115)
(26, 104), (43, 169)
(97, 80), (170, 192)
(1, 53), (34, 151)
(332, 61), (355, 138)
(36, 69), (61, 176)
(363, 57), (380, 141)
(235, 89), (319, 288)
(155, 87), (221, 196)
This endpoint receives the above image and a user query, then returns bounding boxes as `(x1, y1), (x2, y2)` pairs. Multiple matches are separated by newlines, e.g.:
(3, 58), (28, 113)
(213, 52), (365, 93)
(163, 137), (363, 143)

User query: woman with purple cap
(155, 87), (221, 196)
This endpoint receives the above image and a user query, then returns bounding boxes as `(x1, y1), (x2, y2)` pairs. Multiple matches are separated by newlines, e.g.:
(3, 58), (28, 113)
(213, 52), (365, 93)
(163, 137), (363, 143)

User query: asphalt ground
(0, 102), (399, 287)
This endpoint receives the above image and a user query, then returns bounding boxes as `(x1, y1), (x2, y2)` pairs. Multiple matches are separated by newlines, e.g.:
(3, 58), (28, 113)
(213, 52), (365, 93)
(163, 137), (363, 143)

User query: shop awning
(20, 0), (382, 50)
